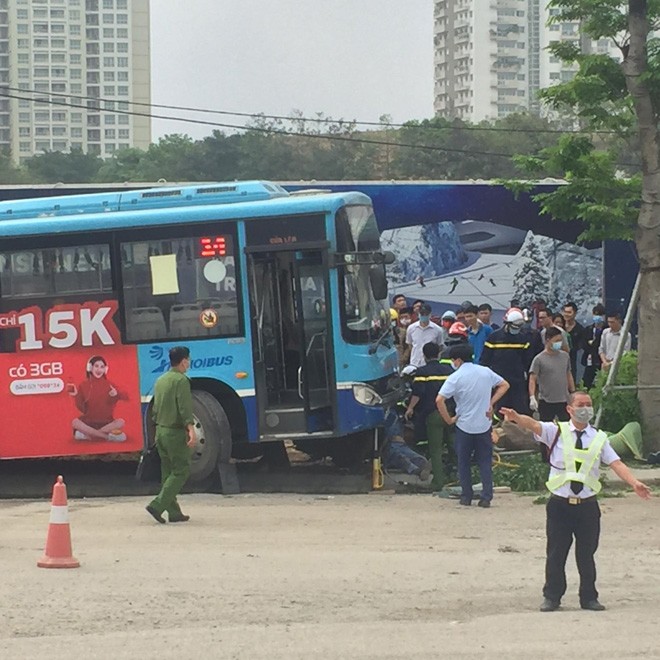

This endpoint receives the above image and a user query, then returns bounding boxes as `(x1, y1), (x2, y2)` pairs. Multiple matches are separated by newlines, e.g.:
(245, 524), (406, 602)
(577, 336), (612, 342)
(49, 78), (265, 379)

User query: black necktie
(570, 430), (584, 495)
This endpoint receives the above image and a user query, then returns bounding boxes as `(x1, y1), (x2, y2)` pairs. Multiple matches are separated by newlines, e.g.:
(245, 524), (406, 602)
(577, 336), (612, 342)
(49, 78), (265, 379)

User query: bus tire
(189, 390), (231, 483)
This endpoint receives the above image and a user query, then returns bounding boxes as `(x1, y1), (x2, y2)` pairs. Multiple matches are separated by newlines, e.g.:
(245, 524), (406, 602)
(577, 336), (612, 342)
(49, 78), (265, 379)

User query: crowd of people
(384, 295), (648, 613)
(384, 295), (633, 490)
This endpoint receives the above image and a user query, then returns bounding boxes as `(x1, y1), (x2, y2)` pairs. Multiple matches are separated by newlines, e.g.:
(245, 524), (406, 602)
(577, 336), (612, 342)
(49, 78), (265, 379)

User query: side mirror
(369, 265), (388, 301)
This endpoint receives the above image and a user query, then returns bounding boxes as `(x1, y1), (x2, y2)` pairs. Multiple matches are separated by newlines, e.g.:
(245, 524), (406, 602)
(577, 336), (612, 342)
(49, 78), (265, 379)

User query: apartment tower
(0, 0), (150, 163)
(433, 0), (613, 122)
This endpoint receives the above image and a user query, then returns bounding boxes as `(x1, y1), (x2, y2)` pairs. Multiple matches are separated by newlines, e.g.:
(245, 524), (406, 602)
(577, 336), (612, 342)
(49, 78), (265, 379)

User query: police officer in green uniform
(500, 392), (651, 612)
(146, 346), (196, 524)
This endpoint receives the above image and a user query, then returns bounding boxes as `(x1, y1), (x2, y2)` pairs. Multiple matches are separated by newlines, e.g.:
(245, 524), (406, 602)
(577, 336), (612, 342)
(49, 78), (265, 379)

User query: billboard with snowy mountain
(381, 221), (602, 323)
(284, 181), (633, 324)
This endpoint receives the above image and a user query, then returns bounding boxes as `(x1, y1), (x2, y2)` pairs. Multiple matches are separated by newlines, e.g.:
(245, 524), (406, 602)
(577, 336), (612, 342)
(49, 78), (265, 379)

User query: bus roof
(0, 180), (292, 221)
(0, 183), (372, 239)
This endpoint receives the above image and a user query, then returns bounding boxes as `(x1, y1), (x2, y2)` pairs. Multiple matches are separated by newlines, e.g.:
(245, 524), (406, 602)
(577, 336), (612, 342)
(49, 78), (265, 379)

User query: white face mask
(572, 406), (594, 424)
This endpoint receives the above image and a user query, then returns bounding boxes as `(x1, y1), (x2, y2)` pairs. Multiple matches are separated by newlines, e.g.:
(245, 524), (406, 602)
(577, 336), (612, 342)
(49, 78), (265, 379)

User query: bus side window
(0, 244), (114, 353)
(128, 307), (167, 341)
(120, 235), (241, 342)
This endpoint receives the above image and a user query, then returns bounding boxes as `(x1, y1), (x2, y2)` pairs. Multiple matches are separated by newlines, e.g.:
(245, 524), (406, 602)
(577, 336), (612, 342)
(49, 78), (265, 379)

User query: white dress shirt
(535, 421), (619, 498)
(405, 321), (444, 368)
(599, 328), (631, 361)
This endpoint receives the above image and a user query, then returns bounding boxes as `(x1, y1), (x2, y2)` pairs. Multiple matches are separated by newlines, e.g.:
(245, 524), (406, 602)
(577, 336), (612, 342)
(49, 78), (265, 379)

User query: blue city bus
(0, 182), (400, 482)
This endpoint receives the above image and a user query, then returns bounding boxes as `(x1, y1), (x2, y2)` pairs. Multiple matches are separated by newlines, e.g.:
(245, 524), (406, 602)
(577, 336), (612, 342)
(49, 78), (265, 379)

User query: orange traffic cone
(37, 475), (80, 569)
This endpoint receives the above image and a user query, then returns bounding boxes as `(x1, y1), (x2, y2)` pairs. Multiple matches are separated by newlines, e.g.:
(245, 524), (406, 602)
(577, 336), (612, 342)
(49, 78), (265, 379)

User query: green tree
(392, 114), (562, 180)
(0, 149), (30, 184)
(511, 0), (660, 450)
(96, 135), (208, 183)
(24, 149), (102, 183)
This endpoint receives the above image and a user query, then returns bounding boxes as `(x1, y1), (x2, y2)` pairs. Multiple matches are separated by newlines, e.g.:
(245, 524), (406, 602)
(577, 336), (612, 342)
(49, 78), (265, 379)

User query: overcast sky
(149, 0), (434, 140)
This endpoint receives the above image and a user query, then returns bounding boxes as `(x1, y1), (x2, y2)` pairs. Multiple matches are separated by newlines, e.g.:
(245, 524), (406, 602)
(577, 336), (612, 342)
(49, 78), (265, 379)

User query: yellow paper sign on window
(150, 254), (180, 295)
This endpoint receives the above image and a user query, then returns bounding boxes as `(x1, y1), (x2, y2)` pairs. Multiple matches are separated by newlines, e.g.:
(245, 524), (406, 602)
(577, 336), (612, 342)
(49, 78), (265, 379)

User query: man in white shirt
(500, 393), (650, 612)
(404, 303), (444, 368)
(599, 311), (632, 370)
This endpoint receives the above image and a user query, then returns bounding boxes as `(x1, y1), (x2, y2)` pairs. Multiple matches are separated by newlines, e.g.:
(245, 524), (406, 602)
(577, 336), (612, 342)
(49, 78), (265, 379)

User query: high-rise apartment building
(433, 0), (615, 122)
(0, 0), (150, 164)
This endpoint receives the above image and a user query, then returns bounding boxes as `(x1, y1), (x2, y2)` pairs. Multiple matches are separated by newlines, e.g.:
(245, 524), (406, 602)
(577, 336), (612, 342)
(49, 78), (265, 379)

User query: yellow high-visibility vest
(483, 341), (530, 350)
(545, 422), (608, 494)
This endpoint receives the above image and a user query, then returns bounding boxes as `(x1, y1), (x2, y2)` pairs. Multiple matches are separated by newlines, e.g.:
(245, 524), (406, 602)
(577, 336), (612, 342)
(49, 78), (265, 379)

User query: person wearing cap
(463, 304), (492, 363)
(405, 342), (454, 490)
(500, 395), (651, 612)
(480, 307), (534, 414)
(442, 321), (469, 353)
(439, 310), (456, 342)
(436, 343), (510, 507)
(404, 303), (444, 368)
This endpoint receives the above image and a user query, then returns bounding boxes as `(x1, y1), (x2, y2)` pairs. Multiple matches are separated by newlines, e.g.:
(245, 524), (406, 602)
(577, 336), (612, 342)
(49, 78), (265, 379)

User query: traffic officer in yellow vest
(500, 392), (651, 612)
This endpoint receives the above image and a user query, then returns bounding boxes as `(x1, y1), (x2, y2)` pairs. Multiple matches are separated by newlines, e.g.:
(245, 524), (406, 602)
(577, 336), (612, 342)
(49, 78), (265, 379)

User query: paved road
(1, 491), (658, 659)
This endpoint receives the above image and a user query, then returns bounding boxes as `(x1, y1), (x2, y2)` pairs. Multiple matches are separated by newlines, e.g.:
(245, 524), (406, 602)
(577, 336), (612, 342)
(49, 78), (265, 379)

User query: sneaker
(74, 430), (90, 441)
(477, 499), (491, 508)
(459, 497), (471, 506)
(106, 431), (126, 442)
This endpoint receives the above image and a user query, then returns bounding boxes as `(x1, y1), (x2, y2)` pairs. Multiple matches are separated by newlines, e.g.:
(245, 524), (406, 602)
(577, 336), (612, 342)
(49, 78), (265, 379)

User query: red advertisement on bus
(0, 300), (142, 459)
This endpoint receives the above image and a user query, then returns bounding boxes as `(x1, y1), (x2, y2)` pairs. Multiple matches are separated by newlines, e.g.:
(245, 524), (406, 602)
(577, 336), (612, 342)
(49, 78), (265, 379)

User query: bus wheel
(189, 390), (231, 483)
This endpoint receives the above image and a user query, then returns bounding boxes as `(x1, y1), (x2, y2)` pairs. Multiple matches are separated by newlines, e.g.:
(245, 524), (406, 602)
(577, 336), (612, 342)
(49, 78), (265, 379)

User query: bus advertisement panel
(0, 299), (142, 458)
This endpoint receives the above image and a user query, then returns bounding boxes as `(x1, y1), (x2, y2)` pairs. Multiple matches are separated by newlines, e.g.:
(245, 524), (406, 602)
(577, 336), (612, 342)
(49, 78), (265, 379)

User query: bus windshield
(336, 205), (389, 344)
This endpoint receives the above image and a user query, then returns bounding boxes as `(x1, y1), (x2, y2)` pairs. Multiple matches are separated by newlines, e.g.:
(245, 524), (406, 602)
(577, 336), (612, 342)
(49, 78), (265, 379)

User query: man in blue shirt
(464, 304), (492, 362)
(436, 344), (510, 507)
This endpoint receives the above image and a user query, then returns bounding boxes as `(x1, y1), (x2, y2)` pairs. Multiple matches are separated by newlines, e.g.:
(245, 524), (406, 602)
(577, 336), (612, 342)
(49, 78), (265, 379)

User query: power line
(2, 85), (625, 136)
(0, 89), (531, 159)
(0, 89), (640, 167)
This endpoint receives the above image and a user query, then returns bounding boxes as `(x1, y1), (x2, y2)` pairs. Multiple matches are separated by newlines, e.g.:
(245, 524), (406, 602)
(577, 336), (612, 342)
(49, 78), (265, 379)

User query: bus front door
(248, 250), (335, 438)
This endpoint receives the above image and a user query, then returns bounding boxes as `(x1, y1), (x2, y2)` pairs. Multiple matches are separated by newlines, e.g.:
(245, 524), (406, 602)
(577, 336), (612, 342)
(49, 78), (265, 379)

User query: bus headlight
(352, 383), (383, 406)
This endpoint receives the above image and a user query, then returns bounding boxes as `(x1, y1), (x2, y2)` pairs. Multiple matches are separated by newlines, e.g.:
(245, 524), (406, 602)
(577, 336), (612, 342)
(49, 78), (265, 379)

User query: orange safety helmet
(448, 321), (468, 338)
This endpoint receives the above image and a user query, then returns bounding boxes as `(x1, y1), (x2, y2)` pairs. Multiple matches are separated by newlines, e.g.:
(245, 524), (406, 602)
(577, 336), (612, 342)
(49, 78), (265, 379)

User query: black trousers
(538, 400), (570, 422)
(495, 379), (528, 415)
(582, 365), (600, 390)
(544, 497), (601, 605)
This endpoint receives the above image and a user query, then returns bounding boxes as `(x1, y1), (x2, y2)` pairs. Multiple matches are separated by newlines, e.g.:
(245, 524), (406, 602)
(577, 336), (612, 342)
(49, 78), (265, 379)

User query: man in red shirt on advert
(69, 355), (128, 442)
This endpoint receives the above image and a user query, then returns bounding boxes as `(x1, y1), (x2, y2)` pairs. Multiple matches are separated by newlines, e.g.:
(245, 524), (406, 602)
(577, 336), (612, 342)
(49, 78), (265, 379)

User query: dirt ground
(1, 491), (659, 659)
